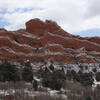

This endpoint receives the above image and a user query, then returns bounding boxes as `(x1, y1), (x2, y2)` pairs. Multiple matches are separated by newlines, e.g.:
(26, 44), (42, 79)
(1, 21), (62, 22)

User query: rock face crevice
(0, 18), (100, 63)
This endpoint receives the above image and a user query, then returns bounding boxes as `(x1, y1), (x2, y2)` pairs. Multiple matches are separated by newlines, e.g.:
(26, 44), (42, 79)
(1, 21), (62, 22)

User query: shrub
(14, 37), (19, 43)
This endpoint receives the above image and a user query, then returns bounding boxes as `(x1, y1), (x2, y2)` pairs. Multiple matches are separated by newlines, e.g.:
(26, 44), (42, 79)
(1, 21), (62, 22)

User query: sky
(0, 0), (100, 37)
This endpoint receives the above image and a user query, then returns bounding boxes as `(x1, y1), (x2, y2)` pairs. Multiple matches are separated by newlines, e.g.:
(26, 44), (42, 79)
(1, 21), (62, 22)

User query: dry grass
(0, 82), (65, 100)
(64, 80), (100, 100)
(0, 81), (100, 100)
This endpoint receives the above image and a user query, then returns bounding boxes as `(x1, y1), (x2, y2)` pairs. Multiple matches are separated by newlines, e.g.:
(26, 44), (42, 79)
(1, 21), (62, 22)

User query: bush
(14, 37), (19, 43)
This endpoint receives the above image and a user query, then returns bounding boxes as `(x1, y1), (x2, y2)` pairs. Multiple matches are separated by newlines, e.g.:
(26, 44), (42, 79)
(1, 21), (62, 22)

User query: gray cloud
(0, 0), (100, 34)
(86, 0), (100, 18)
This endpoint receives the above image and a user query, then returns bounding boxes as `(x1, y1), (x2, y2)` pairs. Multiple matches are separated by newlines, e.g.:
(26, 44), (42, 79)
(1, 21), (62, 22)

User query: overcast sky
(0, 0), (100, 36)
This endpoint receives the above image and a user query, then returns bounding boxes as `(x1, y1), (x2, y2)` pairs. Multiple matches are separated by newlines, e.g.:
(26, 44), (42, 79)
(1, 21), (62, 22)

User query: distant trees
(0, 61), (34, 83)
(0, 60), (96, 88)
(0, 61), (20, 82)
(66, 69), (94, 86)
(37, 63), (95, 90)
(77, 71), (93, 86)
(66, 70), (78, 81)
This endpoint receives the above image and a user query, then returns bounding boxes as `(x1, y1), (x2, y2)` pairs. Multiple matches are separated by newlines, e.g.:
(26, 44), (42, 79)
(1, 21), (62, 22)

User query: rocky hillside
(0, 18), (100, 63)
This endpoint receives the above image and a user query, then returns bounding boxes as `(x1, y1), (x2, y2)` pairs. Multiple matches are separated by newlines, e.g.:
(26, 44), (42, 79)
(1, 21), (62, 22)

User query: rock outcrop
(0, 18), (100, 63)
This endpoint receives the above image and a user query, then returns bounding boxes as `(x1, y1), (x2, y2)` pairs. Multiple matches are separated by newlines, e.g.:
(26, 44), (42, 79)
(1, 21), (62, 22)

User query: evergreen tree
(22, 62), (33, 82)
(66, 69), (94, 86)
(41, 67), (66, 90)
(0, 61), (20, 82)
(66, 70), (72, 80)
(96, 72), (100, 81)
(78, 71), (93, 86)
(25, 61), (31, 67)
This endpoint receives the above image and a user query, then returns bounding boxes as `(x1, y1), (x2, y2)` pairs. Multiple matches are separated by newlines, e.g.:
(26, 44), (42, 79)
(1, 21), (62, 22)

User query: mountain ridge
(0, 18), (100, 63)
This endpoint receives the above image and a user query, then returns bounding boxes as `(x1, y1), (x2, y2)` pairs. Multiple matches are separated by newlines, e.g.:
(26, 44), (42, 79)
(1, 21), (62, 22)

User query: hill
(0, 18), (100, 63)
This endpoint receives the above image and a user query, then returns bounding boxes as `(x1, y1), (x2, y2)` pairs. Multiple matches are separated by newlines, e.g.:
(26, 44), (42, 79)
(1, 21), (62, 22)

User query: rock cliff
(0, 18), (100, 63)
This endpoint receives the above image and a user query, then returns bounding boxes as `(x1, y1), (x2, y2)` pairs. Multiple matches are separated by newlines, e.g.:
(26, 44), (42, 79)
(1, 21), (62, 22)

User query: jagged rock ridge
(0, 18), (100, 63)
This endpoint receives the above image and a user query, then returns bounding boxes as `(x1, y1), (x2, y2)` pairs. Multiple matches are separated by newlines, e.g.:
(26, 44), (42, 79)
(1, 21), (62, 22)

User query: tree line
(0, 60), (100, 90)
(0, 61), (33, 82)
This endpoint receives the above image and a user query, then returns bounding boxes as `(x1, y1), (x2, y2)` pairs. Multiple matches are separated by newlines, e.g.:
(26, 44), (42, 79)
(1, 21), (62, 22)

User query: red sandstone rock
(0, 18), (100, 63)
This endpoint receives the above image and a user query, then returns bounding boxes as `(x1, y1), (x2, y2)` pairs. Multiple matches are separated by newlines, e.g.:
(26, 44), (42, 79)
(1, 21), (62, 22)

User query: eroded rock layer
(0, 18), (100, 63)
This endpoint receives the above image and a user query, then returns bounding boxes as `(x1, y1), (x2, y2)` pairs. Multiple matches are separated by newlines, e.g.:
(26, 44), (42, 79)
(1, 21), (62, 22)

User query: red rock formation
(0, 18), (100, 63)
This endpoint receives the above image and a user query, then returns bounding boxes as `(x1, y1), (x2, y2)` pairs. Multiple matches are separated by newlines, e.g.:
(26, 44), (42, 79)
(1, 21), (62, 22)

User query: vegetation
(0, 61), (20, 82)
(0, 80), (99, 100)
(14, 37), (19, 43)
(32, 79), (38, 91)
(0, 61), (95, 87)
(0, 60), (100, 100)
(77, 71), (93, 86)
(96, 72), (100, 81)
(64, 80), (100, 100)
(22, 62), (33, 82)
(38, 65), (66, 90)
(0, 61), (34, 83)
(66, 69), (94, 86)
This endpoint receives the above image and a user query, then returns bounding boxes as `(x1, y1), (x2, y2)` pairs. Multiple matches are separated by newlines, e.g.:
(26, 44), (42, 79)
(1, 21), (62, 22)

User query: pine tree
(78, 71), (93, 86)
(22, 62), (33, 82)
(0, 61), (20, 82)
(96, 72), (100, 81)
